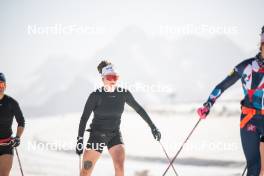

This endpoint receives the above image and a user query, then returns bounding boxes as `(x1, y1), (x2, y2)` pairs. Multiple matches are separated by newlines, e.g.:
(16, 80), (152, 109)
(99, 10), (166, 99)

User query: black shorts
(0, 145), (13, 156)
(86, 130), (124, 153)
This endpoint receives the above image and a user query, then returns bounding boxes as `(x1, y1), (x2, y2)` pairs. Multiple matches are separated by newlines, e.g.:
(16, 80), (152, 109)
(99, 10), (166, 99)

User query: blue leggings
(240, 114), (264, 176)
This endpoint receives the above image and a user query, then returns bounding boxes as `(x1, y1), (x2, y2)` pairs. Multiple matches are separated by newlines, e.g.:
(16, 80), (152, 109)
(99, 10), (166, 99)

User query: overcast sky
(0, 0), (263, 94)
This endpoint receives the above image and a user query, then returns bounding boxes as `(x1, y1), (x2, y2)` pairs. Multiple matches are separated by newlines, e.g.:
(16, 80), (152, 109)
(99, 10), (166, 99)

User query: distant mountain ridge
(19, 26), (253, 117)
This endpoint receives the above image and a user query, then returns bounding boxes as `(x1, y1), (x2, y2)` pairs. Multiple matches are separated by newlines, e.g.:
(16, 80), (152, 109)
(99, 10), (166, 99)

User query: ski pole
(159, 141), (179, 176)
(15, 147), (24, 176)
(162, 119), (202, 176)
(79, 155), (82, 175)
(241, 165), (247, 176)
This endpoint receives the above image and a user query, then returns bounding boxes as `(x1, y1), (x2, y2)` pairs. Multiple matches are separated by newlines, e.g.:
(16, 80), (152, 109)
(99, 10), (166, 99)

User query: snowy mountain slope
(18, 26), (251, 116)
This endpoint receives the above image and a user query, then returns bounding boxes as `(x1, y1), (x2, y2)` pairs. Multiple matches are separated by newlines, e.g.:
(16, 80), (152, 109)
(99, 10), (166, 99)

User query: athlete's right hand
(10, 136), (20, 148)
(76, 137), (84, 155)
(197, 102), (210, 119)
(151, 126), (161, 141)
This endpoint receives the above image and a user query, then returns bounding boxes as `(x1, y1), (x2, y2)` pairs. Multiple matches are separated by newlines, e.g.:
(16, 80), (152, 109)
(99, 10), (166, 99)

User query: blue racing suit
(204, 53), (264, 176)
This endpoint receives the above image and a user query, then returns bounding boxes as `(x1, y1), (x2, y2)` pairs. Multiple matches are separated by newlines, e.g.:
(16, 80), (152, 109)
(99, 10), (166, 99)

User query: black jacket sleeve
(125, 90), (155, 128)
(78, 92), (97, 137)
(11, 99), (25, 127)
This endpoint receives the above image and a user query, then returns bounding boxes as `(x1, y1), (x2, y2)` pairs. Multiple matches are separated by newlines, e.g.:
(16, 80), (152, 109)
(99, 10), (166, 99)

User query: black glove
(151, 126), (161, 141)
(76, 137), (84, 155)
(203, 102), (211, 115)
(11, 136), (20, 148)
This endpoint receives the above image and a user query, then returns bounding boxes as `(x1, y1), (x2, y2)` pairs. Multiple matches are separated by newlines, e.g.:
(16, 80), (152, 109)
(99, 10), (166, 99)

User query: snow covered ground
(10, 108), (246, 176)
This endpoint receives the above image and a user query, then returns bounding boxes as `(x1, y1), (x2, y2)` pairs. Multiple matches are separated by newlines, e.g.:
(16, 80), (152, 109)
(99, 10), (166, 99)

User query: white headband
(101, 65), (117, 76)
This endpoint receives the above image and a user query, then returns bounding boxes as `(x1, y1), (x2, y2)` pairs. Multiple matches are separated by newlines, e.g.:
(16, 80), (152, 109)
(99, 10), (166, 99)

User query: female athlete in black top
(76, 61), (161, 176)
(0, 73), (25, 176)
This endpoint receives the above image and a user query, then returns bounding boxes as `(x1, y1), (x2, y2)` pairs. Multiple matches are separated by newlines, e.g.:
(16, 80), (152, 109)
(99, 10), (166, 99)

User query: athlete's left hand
(11, 136), (20, 148)
(151, 127), (161, 141)
(197, 102), (211, 119)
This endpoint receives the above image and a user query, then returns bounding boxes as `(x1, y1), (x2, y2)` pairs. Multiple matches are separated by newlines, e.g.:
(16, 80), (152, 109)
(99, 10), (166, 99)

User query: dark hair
(260, 26), (264, 51)
(97, 60), (112, 74)
(0, 73), (6, 82)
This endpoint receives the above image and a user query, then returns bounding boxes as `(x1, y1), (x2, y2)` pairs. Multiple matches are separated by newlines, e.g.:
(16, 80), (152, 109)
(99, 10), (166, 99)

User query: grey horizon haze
(0, 0), (263, 116)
